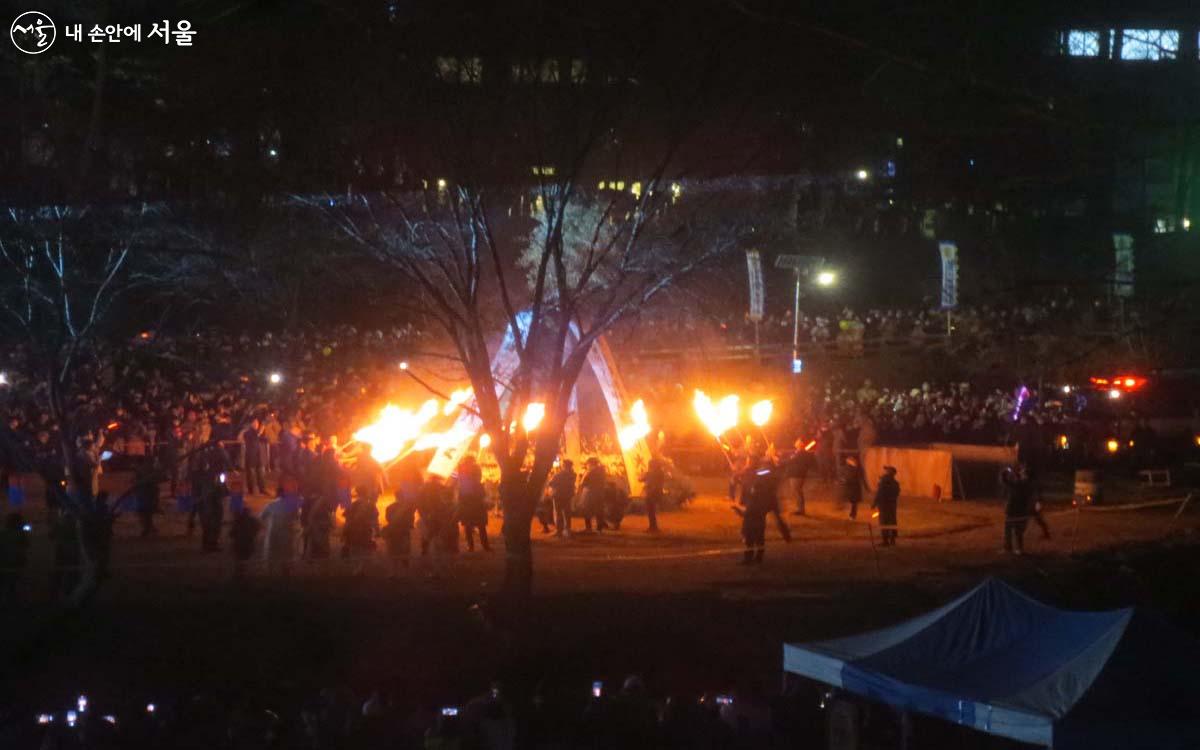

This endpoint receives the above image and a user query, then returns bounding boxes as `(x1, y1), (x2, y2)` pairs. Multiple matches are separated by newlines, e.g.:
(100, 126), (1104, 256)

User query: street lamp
(775, 254), (837, 371)
(855, 169), (870, 181)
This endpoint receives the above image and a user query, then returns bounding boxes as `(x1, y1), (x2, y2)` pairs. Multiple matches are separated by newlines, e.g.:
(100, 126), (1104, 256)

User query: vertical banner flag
(745, 250), (765, 322)
(1112, 233), (1134, 298)
(938, 241), (959, 309)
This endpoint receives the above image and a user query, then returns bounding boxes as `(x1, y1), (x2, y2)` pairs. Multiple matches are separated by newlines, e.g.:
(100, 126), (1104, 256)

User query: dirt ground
(2, 474), (1198, 742)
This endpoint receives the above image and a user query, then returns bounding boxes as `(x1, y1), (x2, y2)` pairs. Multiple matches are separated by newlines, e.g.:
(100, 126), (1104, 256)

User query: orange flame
(353, 399), (440, 462)
(618, 399), (651, 449)
(443, 387), (473, 416)
(522, 403), (545, 432)
(749, 399), (773, 427)
(694, 390), (739, 438)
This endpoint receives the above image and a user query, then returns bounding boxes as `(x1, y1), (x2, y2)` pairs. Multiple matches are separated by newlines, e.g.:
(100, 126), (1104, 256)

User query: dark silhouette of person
(641, 458), (666, 533)
(872, 466), (900, 546)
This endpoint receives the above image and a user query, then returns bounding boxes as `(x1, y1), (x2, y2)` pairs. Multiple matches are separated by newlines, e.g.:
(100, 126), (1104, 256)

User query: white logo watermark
(10, 10), (56, 54)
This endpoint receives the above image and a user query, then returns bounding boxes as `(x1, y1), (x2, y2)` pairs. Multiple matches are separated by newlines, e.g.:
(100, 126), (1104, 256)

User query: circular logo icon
(10, 11), (56, 55)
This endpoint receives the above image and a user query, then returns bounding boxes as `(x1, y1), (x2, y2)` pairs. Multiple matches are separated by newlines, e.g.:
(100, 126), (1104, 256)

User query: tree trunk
(49, 379), (101, 606)
(499, 477), (536, 598)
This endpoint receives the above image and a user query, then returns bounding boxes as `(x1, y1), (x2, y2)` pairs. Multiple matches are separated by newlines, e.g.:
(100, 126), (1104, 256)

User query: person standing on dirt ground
(758, 447), (792, 543)
(580, 457), (609, 532)
(785, 438), (811, 516)
(342, 487), (379, 575)
(839, 455), (867, 519)
(1001, 463), (1033, 554)
(872, 466), (900, 546)
(383, 486), (415, 576)
(455, 455), (490, 552)
(733, 456), (780, 565)
(241, 417), (267, 496)
(549, 458), (576, 537)
(640, 457), (665, 533)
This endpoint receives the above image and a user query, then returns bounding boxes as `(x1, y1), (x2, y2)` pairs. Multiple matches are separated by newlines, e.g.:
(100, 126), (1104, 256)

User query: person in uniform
(872, 466), (900, 546)
(733, 457), (780, 565)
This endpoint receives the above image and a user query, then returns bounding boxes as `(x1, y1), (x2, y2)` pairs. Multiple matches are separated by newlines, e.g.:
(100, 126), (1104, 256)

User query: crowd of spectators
(0, 297), (1121, 502)
(14, 673), (835, 750)
(625, 289), (1124, 350)
(810, 378), (1074, 446)
(0, 324), (426, 484)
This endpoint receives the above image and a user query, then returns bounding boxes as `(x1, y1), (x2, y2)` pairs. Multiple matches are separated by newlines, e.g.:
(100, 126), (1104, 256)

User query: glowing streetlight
(399, 361), (409, 370)
(1107, 389), (1121, 400)
(268, 372), (283, 385)
(815, 270), (837, 287)
(855, 169), (870, 181)
(1105, 438), (1120, 454)
(522, 403), (545, 432)
(478, 433), (492, 449)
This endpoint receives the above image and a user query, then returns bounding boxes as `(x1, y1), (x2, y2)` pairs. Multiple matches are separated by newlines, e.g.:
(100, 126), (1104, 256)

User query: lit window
(597, 180), (606, 190)
(1065, 30), (1101, 57)
(539, 59), (560, 83)
(630, 181), (642, 197)
(1120, 29), (1179, 60)
(615, 180), (625, 191)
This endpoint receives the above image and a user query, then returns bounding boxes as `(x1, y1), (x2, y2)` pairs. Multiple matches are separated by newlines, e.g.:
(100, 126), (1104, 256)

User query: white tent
(784, 579), (1200, 749)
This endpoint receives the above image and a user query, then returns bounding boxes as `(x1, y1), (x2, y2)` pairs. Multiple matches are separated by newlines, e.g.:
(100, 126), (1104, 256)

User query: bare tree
(312, 69), (762, 593)
(0, 206), (143, 604)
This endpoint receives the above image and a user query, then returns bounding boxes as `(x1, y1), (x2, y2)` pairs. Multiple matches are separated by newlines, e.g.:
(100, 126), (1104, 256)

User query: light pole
(775, 255), (836, 370)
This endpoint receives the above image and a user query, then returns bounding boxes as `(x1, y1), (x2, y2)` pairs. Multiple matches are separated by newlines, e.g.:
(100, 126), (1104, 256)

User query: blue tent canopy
(783, 578), (1200, 748)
